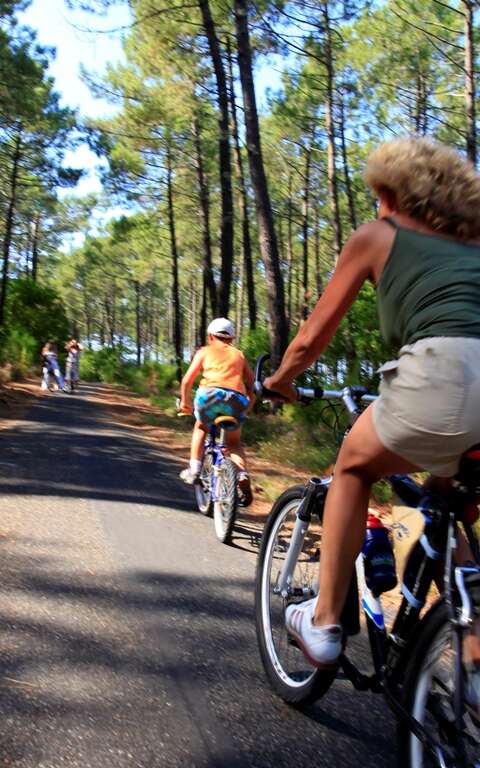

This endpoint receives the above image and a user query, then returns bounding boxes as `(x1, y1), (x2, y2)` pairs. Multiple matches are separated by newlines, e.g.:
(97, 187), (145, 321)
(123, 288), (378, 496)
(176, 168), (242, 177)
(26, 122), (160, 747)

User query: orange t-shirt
(199, 341), (247, 395)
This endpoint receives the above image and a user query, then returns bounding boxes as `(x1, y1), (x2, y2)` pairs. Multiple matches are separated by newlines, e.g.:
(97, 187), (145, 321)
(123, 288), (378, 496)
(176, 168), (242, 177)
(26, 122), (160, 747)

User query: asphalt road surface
(0, 385), (395, 767)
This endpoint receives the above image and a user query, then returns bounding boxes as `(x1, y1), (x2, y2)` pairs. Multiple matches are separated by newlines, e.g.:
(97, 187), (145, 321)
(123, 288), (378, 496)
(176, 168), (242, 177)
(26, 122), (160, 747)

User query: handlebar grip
(259, 385), (290, 402)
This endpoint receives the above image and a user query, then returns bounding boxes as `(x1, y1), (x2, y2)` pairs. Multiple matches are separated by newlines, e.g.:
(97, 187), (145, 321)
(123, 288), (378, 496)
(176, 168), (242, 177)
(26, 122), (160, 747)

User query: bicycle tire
(255, 485), (337, 705)
(195, 452), (214, 516)
(397, 581), (480, 768)
(213, 458), (237, 544)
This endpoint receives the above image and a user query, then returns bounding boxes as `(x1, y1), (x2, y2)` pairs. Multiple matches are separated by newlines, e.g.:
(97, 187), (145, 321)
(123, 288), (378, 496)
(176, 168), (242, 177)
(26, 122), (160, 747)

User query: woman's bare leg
(313, 405), (419, 627)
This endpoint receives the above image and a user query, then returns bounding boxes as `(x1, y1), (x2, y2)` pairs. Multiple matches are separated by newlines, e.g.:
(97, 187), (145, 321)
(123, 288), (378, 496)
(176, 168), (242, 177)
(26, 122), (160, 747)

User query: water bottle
(362, 513), (397, 596)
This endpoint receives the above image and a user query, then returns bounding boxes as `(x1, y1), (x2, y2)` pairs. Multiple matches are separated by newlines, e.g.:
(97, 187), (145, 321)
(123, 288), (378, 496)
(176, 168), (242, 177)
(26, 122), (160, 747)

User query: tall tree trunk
(199, 273), (207, 346)
(413, 70), (428, 137)
(314, 203), (322, 298)
(236, 257), (245, 339)
(286, 175), (294, 326)
(198, 0), (234, 315)
(99, 311), (106, 346)
(166, 142), (183, 383)
(192, 114), (217, 315)
(84, 298), (92, 349)
(338, 93), (357, 232)
(322, 2), (342, 259)
(24, 222), (33, 278)
(234, 0), (289, 365)
(464, 0), (477, 166)
(190, 279), (197, 354)
(0, 130), (21, 324)
(31, 212), (41, 282)
(109, 282), (117, 345)
(134, 281), (142, 366)
(226, 38), (257, 330)
(301, 144), (311, 319)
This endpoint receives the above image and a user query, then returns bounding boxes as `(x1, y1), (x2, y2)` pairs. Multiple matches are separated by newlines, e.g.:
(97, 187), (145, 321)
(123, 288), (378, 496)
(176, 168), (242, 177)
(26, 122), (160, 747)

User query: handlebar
(253, 354), (377, 420)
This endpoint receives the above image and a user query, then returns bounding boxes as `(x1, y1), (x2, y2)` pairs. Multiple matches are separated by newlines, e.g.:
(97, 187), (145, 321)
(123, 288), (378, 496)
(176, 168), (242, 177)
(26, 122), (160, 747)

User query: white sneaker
(285, 597), (342, 667)
(180, 467), (199, 485)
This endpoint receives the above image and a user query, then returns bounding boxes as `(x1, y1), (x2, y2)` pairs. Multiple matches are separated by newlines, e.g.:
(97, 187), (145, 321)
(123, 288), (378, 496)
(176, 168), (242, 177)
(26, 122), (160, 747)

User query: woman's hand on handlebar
(263, 376), (297, 403)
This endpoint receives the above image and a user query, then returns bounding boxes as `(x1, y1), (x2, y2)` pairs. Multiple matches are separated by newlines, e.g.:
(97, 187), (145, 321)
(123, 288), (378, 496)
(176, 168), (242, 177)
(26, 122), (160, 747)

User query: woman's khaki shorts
(372, 337), (480, 477)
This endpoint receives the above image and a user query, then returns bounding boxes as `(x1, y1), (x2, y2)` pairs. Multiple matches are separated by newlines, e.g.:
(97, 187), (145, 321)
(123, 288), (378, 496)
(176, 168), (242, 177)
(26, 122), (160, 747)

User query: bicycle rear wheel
(398, 582), (480, 768)
(255, 485), (337, 705)
(213, 458), (237, 544)
(195, 452), (214, 516)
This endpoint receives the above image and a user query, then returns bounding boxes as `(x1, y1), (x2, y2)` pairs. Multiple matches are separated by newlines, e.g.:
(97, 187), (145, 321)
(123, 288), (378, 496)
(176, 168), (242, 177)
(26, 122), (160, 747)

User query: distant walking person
(41, 341), (65, 392)
(65, 338), (82, 393)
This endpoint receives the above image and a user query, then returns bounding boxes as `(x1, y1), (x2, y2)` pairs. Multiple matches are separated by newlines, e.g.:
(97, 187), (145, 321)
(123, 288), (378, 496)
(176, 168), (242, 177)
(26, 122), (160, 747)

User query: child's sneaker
(237, 472), (253, 507)
(180, 467), (200, 485)
(285, 598), (342, 667)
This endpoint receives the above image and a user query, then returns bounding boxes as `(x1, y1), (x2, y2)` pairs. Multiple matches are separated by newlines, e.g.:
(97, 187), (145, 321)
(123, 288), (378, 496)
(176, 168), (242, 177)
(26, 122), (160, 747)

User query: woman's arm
(265, 224), (376, 398)
(179, 349), (205, 413)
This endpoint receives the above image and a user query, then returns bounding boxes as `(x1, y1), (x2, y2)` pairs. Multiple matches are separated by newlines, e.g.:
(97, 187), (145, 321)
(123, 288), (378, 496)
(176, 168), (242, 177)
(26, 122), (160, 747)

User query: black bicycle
(254, 354), (480, 768)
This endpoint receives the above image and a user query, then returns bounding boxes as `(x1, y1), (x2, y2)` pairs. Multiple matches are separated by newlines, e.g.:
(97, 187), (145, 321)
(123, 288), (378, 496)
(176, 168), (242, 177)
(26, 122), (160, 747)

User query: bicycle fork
(274, 477), (329, 597)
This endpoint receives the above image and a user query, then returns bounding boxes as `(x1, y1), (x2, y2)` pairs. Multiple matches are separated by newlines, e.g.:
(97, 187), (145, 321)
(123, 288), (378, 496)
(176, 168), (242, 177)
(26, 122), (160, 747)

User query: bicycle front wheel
(255, 485), (337, 705)
(195, 452), (214, 516)
(213, 458), (237, 544)
(398, 585), (480, 768)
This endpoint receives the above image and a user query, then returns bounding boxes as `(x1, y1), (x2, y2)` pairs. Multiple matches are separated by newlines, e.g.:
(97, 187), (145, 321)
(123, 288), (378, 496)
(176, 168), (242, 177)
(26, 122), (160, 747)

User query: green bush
(239, 327), (271, 367)
(79, 347), (123, 383)
(0, 278), (70, 376)
(119, 360), (178, 395)
(0, 328), (38, 378)
(79, 350), (179, 397)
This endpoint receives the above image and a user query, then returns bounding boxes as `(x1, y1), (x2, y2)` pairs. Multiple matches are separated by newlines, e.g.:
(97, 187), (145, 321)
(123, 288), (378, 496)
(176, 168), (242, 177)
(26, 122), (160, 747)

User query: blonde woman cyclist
(264, 137), (480, 705)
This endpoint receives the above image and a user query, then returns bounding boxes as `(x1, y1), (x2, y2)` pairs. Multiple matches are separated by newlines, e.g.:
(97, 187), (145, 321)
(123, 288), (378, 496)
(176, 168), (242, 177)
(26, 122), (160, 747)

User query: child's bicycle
(178, 408), (240, 544)
(253, 354), (480, 768)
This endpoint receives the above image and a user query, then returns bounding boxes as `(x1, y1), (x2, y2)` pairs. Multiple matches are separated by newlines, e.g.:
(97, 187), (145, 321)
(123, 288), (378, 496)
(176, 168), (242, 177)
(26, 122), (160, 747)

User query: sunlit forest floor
(0, 379), (40, 428)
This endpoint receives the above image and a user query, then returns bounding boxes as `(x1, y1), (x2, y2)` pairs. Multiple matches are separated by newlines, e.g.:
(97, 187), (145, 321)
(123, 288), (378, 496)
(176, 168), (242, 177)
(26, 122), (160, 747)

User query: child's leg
(190, 421), (207, 473)
(226, 427), (252, 505)
(225, 427), (247, 472)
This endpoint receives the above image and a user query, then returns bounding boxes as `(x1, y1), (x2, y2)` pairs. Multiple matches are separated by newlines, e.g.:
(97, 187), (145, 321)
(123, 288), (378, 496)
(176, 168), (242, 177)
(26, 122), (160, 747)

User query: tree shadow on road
(0, 537), (395, 768)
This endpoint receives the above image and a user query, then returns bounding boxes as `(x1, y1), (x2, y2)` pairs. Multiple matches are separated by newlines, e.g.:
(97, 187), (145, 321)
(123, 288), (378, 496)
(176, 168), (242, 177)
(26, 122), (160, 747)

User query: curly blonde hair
(364, 137), (480, 240)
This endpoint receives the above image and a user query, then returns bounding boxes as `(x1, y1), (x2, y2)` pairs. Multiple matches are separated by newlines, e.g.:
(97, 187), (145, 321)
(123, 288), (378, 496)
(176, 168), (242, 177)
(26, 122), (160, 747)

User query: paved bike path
(0, 384), (395, 767)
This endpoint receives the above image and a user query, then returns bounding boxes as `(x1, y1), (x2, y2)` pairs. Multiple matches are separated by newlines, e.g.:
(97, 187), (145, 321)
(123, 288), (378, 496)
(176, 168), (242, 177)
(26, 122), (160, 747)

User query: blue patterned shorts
(194, 387), (249, 429)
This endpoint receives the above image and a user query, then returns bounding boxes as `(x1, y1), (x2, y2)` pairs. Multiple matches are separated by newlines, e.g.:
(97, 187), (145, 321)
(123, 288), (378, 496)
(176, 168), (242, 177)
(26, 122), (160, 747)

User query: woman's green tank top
(377, 217), (480, 349)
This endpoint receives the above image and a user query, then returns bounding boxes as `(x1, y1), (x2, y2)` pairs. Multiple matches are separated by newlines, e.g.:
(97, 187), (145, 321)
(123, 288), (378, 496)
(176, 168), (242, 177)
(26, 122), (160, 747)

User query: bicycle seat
(456, 444), (480, 490)
(214, 415), (239, 431)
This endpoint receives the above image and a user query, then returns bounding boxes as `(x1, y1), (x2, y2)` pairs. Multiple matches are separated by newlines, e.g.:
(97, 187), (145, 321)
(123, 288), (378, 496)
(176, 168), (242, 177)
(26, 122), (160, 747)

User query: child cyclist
(41, 341), (66, 392)
(178, 317), (255, 506)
